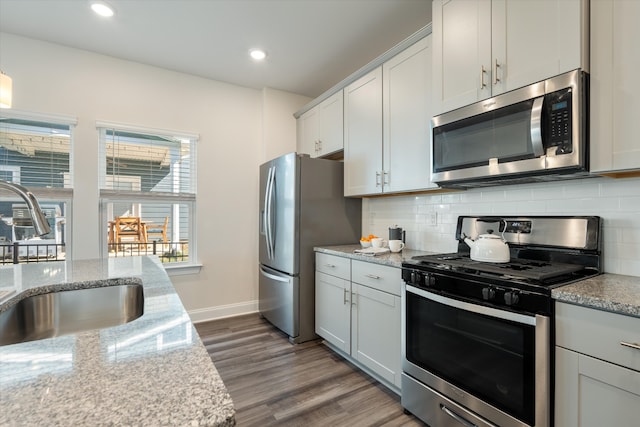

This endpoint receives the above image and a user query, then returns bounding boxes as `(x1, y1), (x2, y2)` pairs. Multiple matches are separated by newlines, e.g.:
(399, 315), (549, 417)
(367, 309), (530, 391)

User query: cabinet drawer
(556, 302), (640, 372)
(351, 260), (401, 296)
(315, 253), (350, 280)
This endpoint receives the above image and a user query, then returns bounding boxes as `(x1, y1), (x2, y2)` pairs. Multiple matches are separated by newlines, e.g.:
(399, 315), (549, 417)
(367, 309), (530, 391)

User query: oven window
(406, 291), (535, 425)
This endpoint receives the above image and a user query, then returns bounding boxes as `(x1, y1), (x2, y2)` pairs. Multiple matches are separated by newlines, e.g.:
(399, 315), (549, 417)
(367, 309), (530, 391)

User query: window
(97, 122), (197, 267)
(0, 110), (75, 264)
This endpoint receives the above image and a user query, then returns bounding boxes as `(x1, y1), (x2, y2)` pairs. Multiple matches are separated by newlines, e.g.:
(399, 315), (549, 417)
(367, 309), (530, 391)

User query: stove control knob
(482, 287), (496, 301)
(410, 271), (420, 286)
(427, 274), (436, 287)
(504, 291), (520, 306)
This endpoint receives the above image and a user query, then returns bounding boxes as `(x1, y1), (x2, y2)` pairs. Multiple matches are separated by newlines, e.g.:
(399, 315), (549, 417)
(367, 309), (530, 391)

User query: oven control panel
(402, 266), (551, 315)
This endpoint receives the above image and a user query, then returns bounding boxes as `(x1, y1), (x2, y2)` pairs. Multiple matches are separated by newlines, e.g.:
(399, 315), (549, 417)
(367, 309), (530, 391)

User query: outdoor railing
(1, 242), (66, 265)
(1, 241), (189, 265)
(108, 241), (189, 263)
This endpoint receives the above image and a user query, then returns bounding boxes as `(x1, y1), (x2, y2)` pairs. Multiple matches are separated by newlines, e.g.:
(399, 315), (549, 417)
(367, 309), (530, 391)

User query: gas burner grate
(412, 254), (585, 282)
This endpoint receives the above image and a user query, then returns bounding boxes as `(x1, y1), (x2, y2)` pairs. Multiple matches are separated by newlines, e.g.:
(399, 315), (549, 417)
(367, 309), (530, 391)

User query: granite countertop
(314, 244), (439, 268)
(318, 245), (640, 318)
(552, 273), (640, 318)
(0, 257), (235, 427)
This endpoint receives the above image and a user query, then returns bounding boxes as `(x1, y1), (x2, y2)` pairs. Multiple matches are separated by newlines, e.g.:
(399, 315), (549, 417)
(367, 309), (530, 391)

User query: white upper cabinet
(383, 36), (437, 194)
(344, 36), (435, 196)
(297, 90), (344, 158)
(344, 67), (383, 196)
(432, 0), (588, 115)
(590, 0), (640, 174)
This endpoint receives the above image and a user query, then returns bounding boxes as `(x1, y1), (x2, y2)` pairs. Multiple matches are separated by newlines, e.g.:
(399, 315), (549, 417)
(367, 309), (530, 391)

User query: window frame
(96, 121), (199, 271)
(0, 109), (76, 263)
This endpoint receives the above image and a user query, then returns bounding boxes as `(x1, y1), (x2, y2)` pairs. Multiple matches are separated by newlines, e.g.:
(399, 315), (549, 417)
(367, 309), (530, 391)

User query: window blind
(0, 114), (73, 190)
(97, 123), (197, 200)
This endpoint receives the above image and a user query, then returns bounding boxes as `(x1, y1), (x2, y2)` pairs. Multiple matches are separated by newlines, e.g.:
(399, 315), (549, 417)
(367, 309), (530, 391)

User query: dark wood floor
(195, 313), (424, 426)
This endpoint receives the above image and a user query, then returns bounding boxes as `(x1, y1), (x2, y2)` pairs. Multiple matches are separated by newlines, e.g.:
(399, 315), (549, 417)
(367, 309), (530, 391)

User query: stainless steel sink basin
(0, 284), (144, 346)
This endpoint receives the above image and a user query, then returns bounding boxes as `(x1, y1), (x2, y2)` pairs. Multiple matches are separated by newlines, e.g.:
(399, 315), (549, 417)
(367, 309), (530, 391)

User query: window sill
(164, 263), (203, 276)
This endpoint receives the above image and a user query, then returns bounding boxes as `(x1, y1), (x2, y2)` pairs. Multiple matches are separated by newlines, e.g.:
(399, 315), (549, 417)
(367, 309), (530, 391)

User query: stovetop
(410, 253), (586, 283)
(403, 215), (602, 316)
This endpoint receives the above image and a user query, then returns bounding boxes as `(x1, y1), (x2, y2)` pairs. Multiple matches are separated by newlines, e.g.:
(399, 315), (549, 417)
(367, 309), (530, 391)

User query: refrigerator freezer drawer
(259, 265), (299, 338)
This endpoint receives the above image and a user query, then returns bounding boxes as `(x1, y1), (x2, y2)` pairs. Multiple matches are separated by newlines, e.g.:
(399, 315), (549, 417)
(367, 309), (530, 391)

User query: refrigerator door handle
(263, 166), (274, 259)
(266, 165), (276, 259)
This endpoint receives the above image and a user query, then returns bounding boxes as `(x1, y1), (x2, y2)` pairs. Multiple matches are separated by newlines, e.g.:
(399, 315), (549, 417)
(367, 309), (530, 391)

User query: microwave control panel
(544, 88), (573, 154)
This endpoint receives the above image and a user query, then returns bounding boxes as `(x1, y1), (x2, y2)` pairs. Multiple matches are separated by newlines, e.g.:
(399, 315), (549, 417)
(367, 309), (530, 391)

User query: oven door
(402, 284), (550, 427)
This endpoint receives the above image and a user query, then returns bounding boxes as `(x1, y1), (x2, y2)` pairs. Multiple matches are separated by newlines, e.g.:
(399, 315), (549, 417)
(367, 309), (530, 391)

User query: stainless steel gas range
(401, 216), (602, 427)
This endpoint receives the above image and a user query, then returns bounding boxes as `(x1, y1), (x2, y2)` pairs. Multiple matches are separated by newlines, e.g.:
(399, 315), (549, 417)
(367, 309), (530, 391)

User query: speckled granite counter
(314, 244), (438, 268)
(552, 273), (640, 318)
(0, 257), (235, 427)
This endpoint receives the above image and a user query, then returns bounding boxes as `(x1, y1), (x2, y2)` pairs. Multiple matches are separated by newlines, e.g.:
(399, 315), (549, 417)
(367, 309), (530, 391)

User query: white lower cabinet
(315, 253), (402, 392)
(555, 302), (640, 427)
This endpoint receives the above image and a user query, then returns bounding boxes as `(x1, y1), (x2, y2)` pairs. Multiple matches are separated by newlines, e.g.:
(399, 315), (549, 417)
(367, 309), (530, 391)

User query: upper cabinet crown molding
(294, 24), (432, 119)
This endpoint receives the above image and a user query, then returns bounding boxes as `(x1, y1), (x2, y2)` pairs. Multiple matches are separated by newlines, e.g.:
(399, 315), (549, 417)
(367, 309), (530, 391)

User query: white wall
(0, 33), (304, 320)
(363, 176), (640, 277)
(262, 87), (311, 162)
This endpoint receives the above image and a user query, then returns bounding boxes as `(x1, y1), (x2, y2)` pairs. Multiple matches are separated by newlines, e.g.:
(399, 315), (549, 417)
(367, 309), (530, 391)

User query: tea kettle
(463, 230), (510, 263)
(389, 225), (405, 242)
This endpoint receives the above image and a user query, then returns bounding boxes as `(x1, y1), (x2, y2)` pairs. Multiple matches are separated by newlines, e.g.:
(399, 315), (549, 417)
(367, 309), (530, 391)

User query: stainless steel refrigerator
(259, 152), (361, 343)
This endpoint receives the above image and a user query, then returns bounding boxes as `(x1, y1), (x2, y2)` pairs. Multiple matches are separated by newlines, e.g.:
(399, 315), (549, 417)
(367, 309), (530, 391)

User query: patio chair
(146, 216), (168, 242)
(115, 216), (145, 244)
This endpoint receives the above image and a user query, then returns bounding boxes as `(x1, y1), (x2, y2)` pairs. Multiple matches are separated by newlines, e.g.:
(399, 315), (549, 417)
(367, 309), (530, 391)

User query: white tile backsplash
(362, 176), (640, 276)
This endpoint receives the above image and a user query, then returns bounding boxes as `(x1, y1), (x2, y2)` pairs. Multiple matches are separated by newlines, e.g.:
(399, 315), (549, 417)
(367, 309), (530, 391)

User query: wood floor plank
(194, 313), (424, 426)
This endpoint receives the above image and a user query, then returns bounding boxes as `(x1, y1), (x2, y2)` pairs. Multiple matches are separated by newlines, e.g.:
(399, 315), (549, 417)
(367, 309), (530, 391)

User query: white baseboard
(188, 300), (259, 323)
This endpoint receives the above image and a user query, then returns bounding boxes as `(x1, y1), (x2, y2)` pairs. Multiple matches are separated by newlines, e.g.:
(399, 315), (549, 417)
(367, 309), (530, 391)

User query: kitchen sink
(0, 284), (144, 346)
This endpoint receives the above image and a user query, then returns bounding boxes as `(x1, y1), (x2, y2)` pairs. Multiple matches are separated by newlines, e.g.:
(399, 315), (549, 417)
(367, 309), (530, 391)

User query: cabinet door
(590, 0), (640, 173)
(317, 91), (344, 157)
(298, 107), (319, 157)
(383, 36), (438, 193)
(344, 67), (383, 196)
(555, 347), (640, 427)
(351, 283), (402, 389)
(432, 0), (492, 115)
(315, 271), (351, 353)
(491, 0), (585, 96)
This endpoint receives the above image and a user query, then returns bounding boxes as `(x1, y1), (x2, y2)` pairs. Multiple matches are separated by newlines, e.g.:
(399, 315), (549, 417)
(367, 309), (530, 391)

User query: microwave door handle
(530, 96), (545, 157)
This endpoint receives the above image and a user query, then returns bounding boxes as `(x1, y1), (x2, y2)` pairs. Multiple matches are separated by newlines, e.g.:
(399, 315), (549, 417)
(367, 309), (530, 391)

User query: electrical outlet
(428, 212), (437, 226)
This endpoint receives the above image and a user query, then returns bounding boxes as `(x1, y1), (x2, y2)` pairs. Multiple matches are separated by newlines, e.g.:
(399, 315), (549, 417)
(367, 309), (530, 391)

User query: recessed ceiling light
(249, 49), (267, 61)
(91, 1), (115, 17)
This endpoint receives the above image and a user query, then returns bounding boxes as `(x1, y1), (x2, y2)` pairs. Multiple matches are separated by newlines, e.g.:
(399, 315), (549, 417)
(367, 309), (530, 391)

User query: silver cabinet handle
(530, 96), (545, 157)
(492, 59), (501, 85)
(365, 274), (380, 279)
(479, 65), (487, 89)
(351, 291), (357, 306)
(318, 140), (322, 153)
(621, 341), (640, 351)
(324, 263), (336, 268)
(343, 288), (349, 305)
(375, 171), (382, 187)
(383, 171), (389, 186)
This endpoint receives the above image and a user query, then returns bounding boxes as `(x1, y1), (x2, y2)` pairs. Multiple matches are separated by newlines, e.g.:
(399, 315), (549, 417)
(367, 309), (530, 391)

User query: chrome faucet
(0, 180), (51, 236)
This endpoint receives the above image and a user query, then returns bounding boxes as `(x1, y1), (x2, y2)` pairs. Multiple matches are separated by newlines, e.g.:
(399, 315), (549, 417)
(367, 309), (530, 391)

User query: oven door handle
(440, 404), (479, 427)
(406, 285), (538, 326)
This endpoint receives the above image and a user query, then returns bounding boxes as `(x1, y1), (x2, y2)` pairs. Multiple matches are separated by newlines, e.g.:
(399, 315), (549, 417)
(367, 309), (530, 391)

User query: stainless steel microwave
(431, 69), (589, 188)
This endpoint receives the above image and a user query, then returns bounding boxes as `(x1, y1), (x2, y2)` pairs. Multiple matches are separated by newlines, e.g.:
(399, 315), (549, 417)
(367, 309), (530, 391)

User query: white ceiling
(0, 0), (432, 98)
